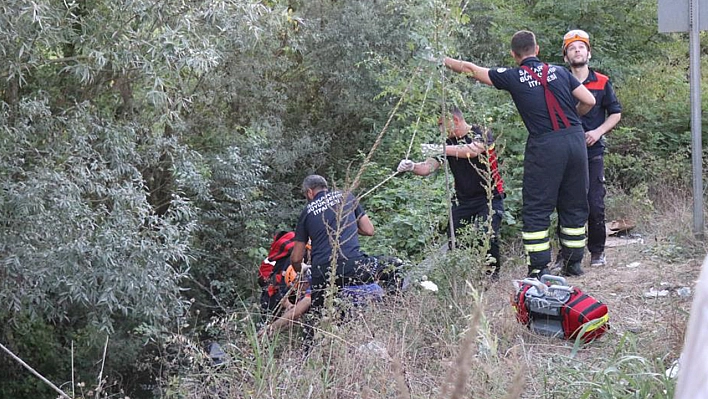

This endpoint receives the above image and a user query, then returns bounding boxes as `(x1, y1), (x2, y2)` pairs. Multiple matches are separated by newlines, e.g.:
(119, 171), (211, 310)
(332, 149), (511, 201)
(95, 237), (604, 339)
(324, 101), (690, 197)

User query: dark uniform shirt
(580, 69), (622, 158)
(488, 57), (583, 135)
(294, 190), (364, 270)
(436, 126), (504, 203)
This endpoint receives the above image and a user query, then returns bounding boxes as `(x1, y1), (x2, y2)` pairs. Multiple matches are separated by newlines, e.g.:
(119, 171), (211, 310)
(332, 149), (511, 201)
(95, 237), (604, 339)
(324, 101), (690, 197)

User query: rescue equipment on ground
(512, 275), (609, 343)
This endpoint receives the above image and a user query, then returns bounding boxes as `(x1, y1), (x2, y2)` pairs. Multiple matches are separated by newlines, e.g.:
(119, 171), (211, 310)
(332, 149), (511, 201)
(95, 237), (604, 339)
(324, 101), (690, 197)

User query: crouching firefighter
(290, 175), (404, 316)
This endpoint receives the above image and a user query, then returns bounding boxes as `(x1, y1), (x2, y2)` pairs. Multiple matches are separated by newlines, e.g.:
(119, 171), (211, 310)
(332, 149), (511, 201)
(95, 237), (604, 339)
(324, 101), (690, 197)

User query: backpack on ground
(512, 275), (609, 343)
(258, 231), (296, 313)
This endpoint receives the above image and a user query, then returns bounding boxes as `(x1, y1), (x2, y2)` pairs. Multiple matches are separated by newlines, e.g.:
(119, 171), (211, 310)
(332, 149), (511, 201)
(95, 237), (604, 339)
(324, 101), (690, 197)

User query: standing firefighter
(441, 30), (595, 278)
(557, 29), (622, 268)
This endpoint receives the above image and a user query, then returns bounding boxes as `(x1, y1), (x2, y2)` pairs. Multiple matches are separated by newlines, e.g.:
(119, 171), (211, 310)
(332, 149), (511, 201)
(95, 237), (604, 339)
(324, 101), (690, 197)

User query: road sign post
(659, 0), (705, 239)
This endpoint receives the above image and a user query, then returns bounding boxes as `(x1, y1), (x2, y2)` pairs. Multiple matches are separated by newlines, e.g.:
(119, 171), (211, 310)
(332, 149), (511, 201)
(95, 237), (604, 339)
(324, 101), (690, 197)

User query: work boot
(550, 255), (564, 274)
(527, 268), (549, 280)
(590, 252), (607, 267)
(561, 261), (584, 277)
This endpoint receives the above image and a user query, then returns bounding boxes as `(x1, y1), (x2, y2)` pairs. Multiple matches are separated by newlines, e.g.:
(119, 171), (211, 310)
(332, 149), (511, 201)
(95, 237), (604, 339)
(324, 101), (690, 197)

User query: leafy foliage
(0, 0), (706, 397)
(0, 100), (193, 330)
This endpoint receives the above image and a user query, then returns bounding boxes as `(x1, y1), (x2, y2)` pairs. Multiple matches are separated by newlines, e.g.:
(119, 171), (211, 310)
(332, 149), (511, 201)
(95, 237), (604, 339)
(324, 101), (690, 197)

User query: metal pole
(690, 0), (705, 239)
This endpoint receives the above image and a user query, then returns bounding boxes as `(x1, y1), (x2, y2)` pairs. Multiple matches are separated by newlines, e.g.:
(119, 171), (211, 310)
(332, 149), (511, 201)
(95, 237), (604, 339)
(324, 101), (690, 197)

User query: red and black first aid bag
(561, 288), (609, 342)
(512, 276), (609, 343)
(258, 231), (295, 287)
(258, 231), (296, 313)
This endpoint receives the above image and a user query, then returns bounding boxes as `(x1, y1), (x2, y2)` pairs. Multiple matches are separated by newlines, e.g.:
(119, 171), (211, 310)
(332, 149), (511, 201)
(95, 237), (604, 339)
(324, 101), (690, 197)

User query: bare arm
(445, 141), (485, 159)
(290, 241), (306, 272)
(443, 57), (492, 86)
(410, 141), (484, 176)
(266, 296), (312, 333)
(409, 158), (441, 176)
(586, 113), (621, 146)
(357, 214), (374, 236)
(573, 85), (596, 116)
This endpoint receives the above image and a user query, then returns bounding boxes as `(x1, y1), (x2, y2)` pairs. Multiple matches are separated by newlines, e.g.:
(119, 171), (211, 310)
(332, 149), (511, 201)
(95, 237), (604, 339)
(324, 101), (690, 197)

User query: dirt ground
(484, 233), (703, 366)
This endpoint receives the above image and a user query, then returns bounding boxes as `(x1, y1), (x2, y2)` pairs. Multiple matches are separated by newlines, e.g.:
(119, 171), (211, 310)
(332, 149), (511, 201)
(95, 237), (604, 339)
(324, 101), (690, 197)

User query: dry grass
(163, 188), (705, 399)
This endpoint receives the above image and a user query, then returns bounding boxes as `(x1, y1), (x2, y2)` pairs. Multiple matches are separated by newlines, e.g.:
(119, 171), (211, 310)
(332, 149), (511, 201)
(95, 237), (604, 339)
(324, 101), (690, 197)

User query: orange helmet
(562, 29), (590, 55)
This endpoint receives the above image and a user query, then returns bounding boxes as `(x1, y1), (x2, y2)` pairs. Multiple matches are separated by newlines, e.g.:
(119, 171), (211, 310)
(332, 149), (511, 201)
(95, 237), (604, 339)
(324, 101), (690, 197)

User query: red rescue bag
(257, 231), (295, 286)
(512, 276), (609, 343)
(561, 288), (609, 342)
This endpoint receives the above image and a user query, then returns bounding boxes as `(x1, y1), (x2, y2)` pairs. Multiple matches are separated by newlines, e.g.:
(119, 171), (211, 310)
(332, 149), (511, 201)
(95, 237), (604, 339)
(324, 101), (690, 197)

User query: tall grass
(159, 182), (701, 398)
(162, 245), (530, 398)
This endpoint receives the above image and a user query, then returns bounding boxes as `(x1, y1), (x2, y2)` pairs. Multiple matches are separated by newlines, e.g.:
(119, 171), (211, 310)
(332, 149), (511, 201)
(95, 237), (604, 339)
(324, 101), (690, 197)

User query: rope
(359, 71), (434, 200)
(351, 65), (422, 195)
(406, 74), (434, 159)
(357, 6), (457, 252)
(353, 5), (456, 251)
(433, 11), (457, 250)
(359, 172), (400, 199)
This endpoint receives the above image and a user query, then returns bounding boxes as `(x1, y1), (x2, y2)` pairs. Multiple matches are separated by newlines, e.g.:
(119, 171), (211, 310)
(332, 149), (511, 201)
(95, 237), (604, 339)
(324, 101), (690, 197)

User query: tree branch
(0, 341), (72, 399)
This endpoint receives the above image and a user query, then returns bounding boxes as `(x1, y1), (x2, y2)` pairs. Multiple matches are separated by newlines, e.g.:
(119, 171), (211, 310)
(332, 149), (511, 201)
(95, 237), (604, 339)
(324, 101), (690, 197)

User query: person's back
(486, 31), (594, 278)
(489, 61), (583, 136)
(292, 175), (404, 315)
(296, 188), (364, 283)
(440, 30), (595, 278)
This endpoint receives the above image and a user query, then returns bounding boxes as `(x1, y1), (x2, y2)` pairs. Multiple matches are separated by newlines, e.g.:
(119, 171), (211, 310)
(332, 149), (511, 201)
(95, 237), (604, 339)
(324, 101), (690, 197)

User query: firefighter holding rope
(397, 107), (505, 279)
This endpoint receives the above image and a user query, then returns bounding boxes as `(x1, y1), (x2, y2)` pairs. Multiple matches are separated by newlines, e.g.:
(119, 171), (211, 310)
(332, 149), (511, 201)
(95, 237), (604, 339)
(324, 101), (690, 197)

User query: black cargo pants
(522, 125), (589, 272)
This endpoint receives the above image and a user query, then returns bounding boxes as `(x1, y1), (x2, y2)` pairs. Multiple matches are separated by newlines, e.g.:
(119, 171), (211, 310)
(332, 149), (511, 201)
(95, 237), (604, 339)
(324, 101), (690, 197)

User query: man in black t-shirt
(440, 30), (596, 278)
(397, 107), (505, 278)
(290, 175), (401, 311)
(558, 29), (622, 269)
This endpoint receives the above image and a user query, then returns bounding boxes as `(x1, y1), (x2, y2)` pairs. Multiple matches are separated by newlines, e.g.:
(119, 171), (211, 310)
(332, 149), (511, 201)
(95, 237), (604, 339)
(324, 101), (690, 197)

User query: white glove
(301, 263), (311, 273)
(397, 159), (415, 173)
(419, 46), (443, 66)
(421, 143), (443, 158)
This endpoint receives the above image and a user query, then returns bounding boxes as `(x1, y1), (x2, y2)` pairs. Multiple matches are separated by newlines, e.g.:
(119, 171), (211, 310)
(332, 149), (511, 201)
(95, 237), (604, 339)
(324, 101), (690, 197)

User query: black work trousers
(587, 154), (606, 255)
(522, 126), (589, 270)
(450, 195), (504, 274)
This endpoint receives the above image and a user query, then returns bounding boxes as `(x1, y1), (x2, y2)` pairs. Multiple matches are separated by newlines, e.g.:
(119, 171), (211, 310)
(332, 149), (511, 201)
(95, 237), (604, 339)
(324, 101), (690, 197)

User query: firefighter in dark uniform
(441, 30), (596, 278)
(559, 29), (622, 268)
(289, 175), (401, 312)
(396, 107), (505, 278)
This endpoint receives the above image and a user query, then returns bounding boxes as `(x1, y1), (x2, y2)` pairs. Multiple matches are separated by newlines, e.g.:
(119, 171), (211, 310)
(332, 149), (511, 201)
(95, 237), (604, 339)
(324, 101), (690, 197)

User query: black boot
(550, 254), (564, 274)
(527, 267), (549, 279)
(561, 261), (584, 277)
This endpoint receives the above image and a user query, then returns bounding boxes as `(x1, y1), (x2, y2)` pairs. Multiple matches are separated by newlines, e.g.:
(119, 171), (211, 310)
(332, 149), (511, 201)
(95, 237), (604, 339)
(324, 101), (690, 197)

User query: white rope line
(359, 171), (401, 199)
(359, 69), (435, 200)
(357, 7), (457, 252)
(351, 65), (422, 194)
(405, 73), (434, 159)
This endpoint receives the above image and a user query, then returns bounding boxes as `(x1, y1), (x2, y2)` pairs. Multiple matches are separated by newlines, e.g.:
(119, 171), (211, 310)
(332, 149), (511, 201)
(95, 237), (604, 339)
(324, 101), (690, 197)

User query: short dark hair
(438, 106), (464, 124)
(450, 106), (464, 120)
(301, 174), (328, 194)
(511, 30), (537, 57)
